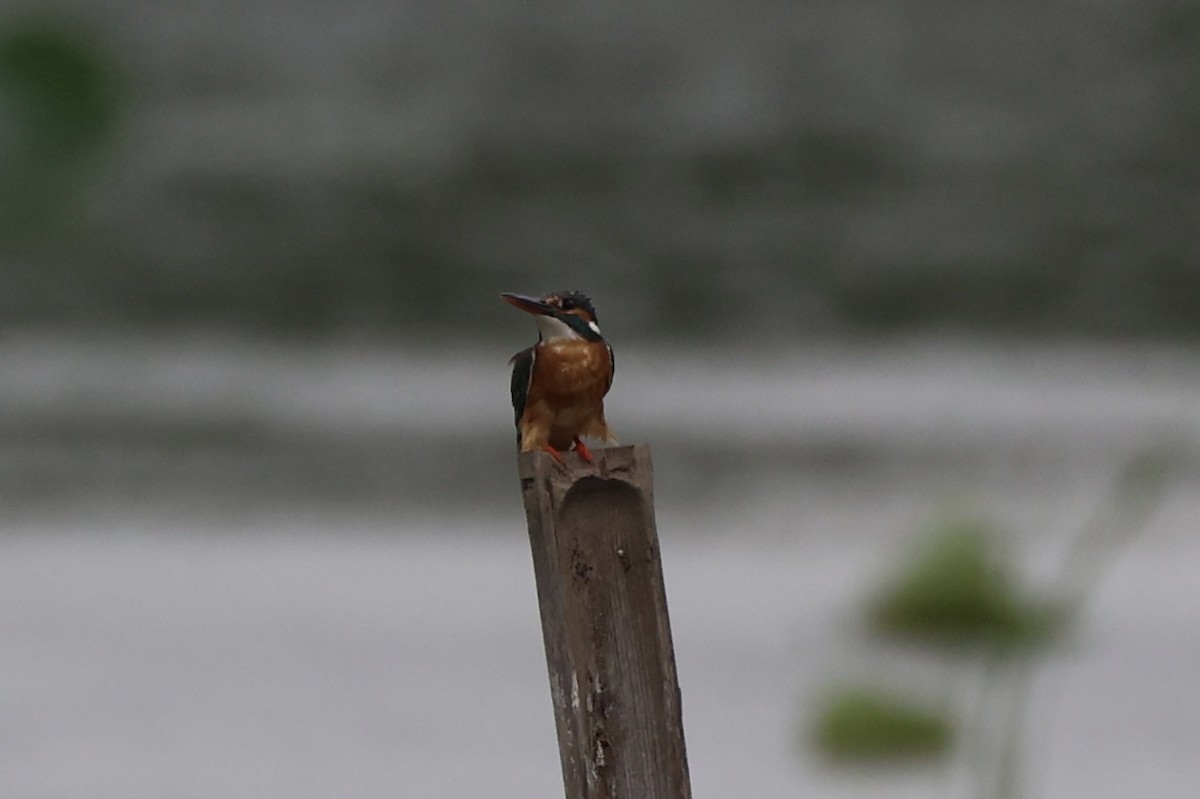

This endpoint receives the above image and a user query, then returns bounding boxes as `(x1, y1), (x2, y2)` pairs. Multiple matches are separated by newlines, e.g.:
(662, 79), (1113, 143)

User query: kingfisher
(501, 290), (616, 463)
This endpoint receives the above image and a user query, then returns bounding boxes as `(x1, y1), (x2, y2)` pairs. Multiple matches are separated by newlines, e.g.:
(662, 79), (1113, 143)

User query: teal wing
(509, 346), (535, 442)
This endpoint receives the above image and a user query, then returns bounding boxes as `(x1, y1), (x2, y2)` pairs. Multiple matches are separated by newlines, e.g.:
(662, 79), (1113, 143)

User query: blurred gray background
(1, 1), (1197, 797)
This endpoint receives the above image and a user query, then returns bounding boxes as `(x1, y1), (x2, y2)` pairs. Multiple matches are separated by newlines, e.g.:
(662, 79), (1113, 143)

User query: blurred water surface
(1, 334), (1199, 797)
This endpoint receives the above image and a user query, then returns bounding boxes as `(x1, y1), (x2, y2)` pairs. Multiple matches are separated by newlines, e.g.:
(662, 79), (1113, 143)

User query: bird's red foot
(540, 445), (565, 464)
(573, 437), (594, 464)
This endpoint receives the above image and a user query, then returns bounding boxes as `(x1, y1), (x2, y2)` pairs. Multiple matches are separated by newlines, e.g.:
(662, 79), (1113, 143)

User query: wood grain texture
(518, 444), (691, 799)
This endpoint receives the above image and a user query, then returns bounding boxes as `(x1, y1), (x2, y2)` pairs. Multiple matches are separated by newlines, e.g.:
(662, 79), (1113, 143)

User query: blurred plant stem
(1052, 452), (1172, 624)
(978, 451), (1171, 799)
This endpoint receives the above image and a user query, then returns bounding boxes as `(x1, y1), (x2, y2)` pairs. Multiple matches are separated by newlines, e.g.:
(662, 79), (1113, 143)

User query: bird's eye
(560, 298), (575, 311)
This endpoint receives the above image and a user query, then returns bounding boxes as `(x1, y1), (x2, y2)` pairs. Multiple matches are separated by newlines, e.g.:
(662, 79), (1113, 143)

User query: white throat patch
(535, 314), (600, 341)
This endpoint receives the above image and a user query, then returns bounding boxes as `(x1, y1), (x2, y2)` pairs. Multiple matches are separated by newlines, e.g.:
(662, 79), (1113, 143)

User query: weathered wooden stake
(518, 444), (691, 799)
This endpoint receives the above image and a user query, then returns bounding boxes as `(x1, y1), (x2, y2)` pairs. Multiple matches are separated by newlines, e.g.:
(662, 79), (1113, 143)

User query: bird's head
(500, 290), (603, 342)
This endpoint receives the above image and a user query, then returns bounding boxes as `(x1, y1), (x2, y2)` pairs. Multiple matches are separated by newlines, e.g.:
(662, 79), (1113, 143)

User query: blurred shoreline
(2, 330), (1195, 525)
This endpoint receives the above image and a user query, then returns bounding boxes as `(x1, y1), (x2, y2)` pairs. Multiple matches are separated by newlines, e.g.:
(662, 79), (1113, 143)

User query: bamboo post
(517, 444), (691, 799)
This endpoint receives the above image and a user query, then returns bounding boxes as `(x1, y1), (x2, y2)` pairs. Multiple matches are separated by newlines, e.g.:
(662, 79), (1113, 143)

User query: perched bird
(501, 290), (616, 463)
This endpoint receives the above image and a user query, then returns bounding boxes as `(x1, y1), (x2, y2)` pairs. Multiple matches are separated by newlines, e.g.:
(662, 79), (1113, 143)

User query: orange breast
(532, 340), (610, 402)
(523, 340), (612, 449)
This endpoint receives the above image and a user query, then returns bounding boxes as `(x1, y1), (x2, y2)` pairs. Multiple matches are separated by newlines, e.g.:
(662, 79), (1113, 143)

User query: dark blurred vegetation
(1, 0), (1198, 339)
(0, 19), (118, 241)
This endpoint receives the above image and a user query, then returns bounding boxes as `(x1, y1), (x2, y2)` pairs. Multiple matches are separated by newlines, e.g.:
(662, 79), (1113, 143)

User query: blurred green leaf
(812, 685), (953, 762)
(0, 21), (117, 153)
(870, 519), (1059, 650)
(0, 19), (119, 239)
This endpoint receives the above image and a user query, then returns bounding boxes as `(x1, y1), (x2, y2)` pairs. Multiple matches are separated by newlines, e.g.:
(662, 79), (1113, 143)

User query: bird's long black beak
(501, 293), (556, 317)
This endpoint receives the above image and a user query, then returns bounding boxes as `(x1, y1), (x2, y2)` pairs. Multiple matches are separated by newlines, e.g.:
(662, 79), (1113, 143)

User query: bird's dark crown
(543, 290), (598, 323)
